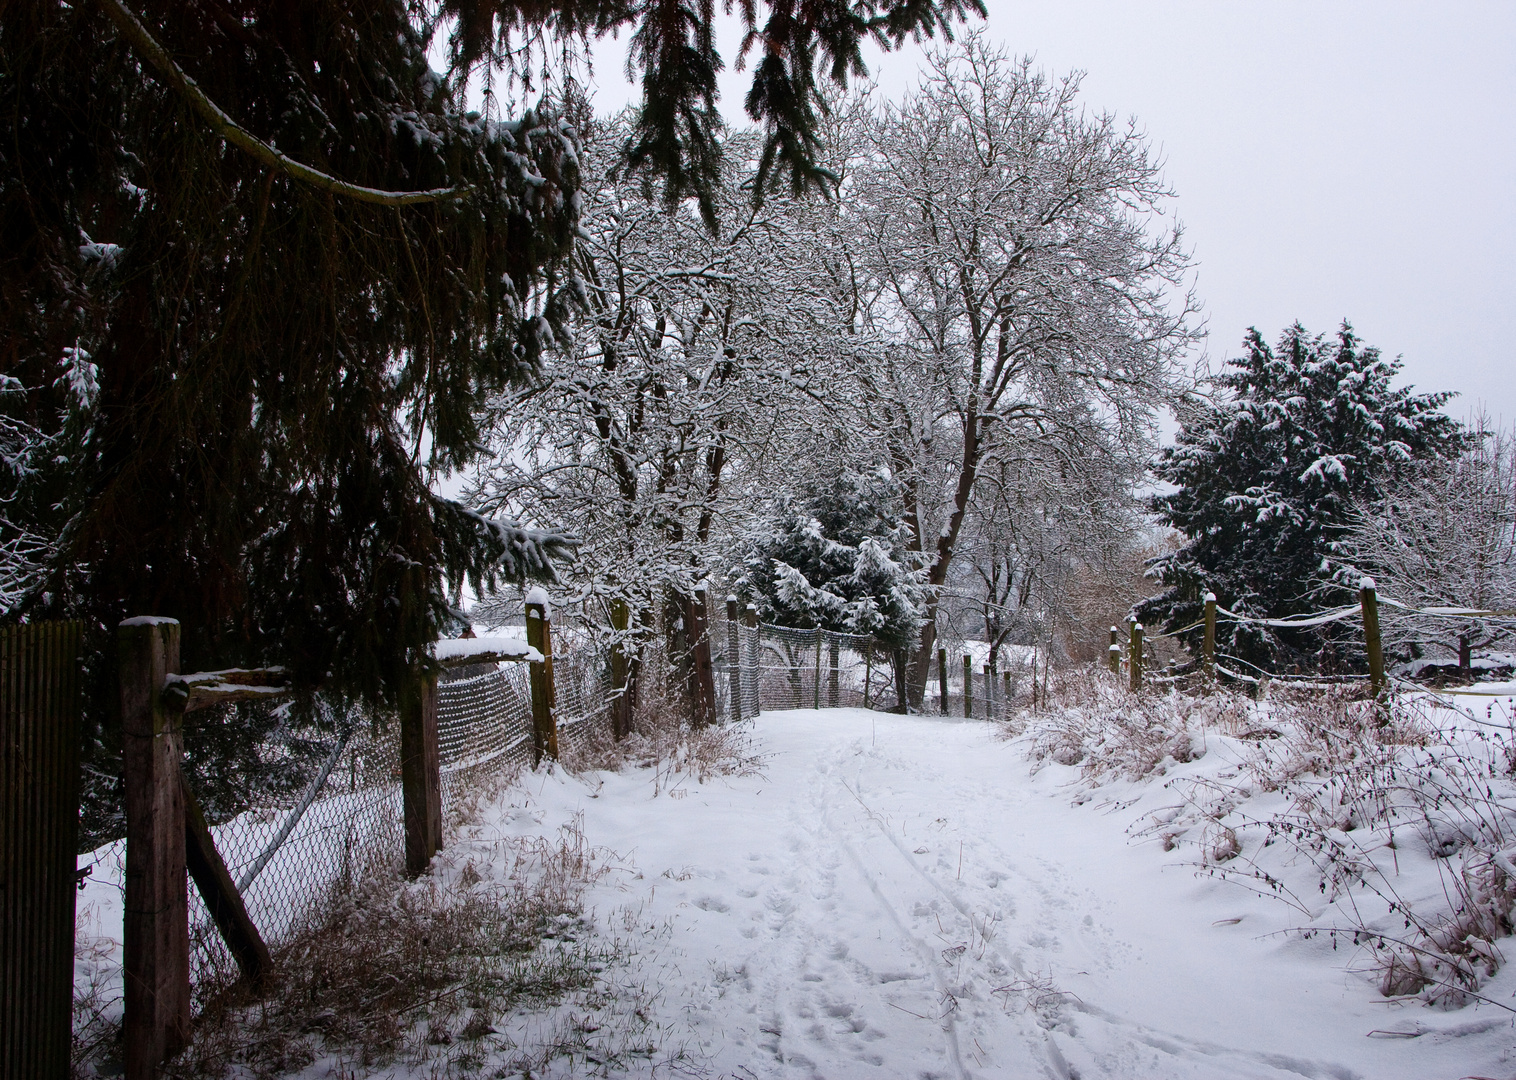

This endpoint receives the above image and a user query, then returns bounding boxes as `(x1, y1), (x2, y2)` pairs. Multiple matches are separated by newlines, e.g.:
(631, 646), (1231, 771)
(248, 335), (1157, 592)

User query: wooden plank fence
(0, 621), (83, 1080)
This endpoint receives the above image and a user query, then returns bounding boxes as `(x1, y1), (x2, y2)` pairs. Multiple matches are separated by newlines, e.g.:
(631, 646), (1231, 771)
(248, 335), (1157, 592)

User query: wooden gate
(0, 621), (83, 1080)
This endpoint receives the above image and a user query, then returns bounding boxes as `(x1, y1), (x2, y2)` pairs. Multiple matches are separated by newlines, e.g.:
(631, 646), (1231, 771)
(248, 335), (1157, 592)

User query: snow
(448, 709), (1515, 1078)
(118, 615), (178, 627)
(73, 708), (1516, 1077)
(523, 585), (552, 615)
(433, 635), (541, 664)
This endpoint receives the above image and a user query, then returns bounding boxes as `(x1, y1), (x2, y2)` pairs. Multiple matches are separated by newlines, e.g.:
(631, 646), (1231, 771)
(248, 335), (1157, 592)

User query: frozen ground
(77, 705), (1516, 1077)
(460, 707), (1516, 1079)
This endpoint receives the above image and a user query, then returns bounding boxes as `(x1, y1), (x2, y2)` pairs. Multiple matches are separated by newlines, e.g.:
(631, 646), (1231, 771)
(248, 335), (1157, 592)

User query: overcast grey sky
(584, 1), (1516, 424)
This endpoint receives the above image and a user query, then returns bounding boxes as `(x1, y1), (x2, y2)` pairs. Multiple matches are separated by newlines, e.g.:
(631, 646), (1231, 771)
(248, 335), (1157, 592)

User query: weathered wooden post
(399, 661), (442, 878)
(962, 653), (973, 718)
(611, 598), (633, 736)
(689, 584), (716, 726)
(1201, 592), (1217, 684)
(724, 597), (743, 723)
(1108, 626), (1120, 674)
(180, 775), (271, 985)
(1459, 632), (1471, 676)
(1, 621), (82, 1080)
(119, 617), (190, 1079)
(1128, 622), (1144, 692)
(1003, 671), (1012, 708)
(983, 663), (994, 720)
(813, 630), (823, 710)
(525, 588), (559, 762)
(1360, 576), (1385, 702)
(937, 648), (949, 714)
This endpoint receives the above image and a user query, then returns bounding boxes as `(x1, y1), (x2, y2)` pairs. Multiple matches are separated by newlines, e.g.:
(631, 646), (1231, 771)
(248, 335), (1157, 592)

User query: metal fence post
(399, 663), (441, 878)
(119, 617), (190, 1079)
(526, 590), (559, 762)
(1, 621), (82, 1080)
(725, 597), (743, 722)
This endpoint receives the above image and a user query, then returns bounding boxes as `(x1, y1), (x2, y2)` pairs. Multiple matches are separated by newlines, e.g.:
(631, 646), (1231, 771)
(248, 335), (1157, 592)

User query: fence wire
(187, 646), (609, 1003)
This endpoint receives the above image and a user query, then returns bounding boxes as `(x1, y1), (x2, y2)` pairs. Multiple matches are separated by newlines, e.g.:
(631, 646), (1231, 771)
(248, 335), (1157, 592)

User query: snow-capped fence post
(525, 590), (559, 762)
(1359, 577), (1385, 704)
(612, 598), (634, 736)
(118, 617), (191, 1080)
(937, 648), (949, 715)
(0, 621), (82, 1080)
(1128, 623), (1144, 692)
(688, 585), (716, 727)
(1108, 626), (1120, 674)
(725, 597), (743, 723)
(962, 654), (973, 718)
(399, 663), (442, 878)
(1202, 593), (1217, 684)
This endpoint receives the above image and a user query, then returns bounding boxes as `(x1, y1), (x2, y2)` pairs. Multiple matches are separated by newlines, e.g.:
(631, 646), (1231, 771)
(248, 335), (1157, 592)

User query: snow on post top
(523, 586), (551, 616)
(119, 615), (180, 627)
(1134, 622), (1144, 632)
(1204, 592), (1217, 603)
(1359, 576), (1376, 592)
(434, 636), (542, 665)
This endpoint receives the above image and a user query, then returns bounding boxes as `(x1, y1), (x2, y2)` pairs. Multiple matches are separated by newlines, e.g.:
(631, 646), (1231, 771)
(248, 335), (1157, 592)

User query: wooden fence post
(724, 598), (743, 723)
(1202, 592), (1217, 683)
(119, 617), (190, 1079)
(1360, 576), (1385, 702)
(962, 654), (973, 718)
(1003, 671), (1012, 708)
(688, 585), (715, 726)
(1, 621), (82, 1080)
(1108, 626), (1120, 673)
(180, 775), (270, 985)
(937, 648), (949, 715)
(525, 589), (559, 762)
(983, 663), (994, 720)
(611, 598), (633, 737)
(399, 664), (441, 878)
(1129, 622), (1144, 692)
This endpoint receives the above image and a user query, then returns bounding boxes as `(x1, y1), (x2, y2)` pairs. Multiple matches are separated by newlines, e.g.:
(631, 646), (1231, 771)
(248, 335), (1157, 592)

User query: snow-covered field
(453, 707), (1515, 1079)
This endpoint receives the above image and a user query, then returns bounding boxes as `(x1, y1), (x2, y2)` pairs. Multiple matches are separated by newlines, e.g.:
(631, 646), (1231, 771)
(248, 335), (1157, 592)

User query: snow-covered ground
(458, 707), (1516, 1079)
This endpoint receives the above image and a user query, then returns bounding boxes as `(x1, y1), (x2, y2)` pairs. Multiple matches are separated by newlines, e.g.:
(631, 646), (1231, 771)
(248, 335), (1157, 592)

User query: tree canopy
(1138, 323), (1468, 670)
(1, 0), (980, 714)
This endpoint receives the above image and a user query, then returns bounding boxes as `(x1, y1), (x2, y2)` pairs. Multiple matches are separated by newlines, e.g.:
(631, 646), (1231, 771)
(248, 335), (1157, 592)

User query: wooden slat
(181, 774), (271, 987)
(0, 621), (82, 1080)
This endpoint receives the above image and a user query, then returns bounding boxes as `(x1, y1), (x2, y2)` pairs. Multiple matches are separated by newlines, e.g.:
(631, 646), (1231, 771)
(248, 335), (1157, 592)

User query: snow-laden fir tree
(1138, 323), (1468, 670)
(735, 472), (925, 650)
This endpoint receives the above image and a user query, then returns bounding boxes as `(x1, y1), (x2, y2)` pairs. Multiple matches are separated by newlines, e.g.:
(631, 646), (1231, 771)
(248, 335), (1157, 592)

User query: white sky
(581, 1), (1516, 425)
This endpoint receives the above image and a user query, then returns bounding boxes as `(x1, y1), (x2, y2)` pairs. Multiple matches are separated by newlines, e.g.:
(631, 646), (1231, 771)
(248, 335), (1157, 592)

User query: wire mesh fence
(184, 642), (615, 1003)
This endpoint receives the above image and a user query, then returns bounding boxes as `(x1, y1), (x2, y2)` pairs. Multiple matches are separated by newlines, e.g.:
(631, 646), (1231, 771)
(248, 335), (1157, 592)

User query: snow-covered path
(484, 708), (1515, 1079)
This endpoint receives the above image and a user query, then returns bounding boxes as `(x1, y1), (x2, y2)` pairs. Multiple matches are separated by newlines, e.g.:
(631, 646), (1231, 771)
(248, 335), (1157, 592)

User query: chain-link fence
(185, 642), (611, 1002)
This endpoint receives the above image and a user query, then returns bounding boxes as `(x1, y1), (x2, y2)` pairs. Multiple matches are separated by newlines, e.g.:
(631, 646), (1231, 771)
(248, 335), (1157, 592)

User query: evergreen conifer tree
(1138, 323), (1467, 670)
(735, 473), (924, 649)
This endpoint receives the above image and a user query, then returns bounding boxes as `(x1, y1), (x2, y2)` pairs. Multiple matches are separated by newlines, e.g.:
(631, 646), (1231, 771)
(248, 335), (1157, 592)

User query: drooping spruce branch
(96, 0), (473, 207)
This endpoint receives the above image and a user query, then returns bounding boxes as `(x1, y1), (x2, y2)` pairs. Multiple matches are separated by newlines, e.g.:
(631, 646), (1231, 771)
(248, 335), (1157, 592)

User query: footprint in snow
(694, 895), (731, 913)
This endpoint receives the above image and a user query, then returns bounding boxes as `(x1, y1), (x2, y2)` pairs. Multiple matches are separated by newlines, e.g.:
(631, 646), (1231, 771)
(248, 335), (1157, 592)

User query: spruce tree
(735, 473), (924, 649)
(1138, 323), (1467, 670)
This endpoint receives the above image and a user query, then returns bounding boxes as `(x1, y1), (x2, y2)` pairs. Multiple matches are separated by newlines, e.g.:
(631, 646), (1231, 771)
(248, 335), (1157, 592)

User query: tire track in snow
(824, 735), (1367, 1080)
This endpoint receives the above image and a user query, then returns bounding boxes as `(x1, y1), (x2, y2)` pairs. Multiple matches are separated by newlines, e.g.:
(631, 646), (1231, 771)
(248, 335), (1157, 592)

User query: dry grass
(1017, 669), (1516, 1010)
